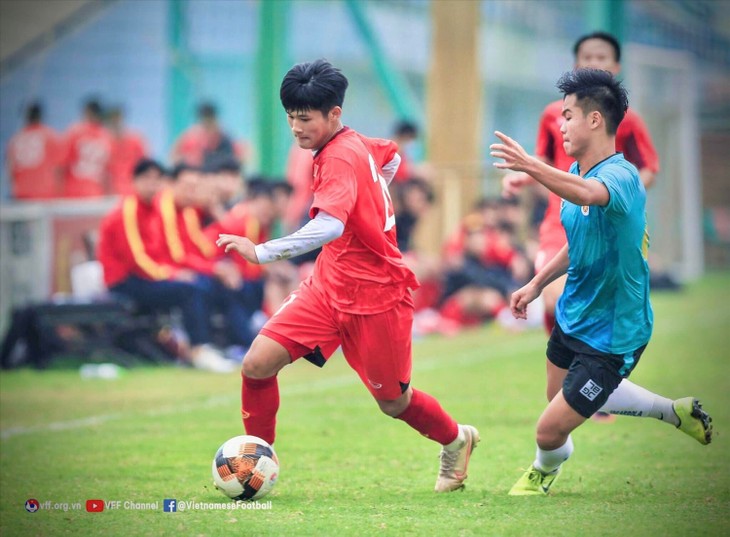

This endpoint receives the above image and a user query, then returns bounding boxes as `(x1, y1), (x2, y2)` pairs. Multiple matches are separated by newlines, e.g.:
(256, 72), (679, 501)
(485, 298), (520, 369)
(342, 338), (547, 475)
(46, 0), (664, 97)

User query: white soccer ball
(212, 435), (279, 501)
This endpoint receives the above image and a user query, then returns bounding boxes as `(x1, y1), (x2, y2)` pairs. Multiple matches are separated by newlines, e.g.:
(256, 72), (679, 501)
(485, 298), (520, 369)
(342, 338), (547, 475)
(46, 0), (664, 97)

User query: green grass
(2, 273), (729, 536)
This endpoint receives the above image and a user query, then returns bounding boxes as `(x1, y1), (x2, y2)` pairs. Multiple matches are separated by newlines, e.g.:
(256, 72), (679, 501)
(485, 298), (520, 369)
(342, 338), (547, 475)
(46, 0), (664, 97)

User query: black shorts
(547, 323), (647, 418)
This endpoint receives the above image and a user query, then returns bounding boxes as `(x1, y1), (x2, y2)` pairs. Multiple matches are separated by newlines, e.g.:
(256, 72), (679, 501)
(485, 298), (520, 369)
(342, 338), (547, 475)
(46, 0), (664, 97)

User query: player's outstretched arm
(218, 211), (345, 265)
(490, 131), (609, 207)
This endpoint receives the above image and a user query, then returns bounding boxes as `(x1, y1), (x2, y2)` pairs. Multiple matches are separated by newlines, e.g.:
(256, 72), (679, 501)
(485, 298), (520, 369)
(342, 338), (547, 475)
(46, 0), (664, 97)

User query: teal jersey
(556, 153), (653, 354)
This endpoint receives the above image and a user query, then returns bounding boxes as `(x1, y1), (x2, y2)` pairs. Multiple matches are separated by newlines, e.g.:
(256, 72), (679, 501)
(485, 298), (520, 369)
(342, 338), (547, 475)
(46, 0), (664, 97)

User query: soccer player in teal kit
(491, 68), (712, 495)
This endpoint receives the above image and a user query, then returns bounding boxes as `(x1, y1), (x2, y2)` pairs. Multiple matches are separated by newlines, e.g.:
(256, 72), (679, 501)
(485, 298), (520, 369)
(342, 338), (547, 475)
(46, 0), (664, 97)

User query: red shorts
(260, 279), (414, 401)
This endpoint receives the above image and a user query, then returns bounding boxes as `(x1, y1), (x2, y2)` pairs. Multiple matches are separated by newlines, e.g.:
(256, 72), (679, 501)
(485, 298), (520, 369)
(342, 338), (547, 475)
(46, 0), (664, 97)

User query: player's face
(287, 108), (342, 151)
(575, 38), (620, 74)
(560, 94), (591, 158)
(134, 169), (164, 202)
(174, 170), (200, 207)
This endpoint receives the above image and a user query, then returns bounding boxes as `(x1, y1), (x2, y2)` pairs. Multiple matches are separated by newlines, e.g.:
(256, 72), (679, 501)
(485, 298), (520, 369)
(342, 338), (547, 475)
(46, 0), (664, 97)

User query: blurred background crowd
(1, 0), (728, 369)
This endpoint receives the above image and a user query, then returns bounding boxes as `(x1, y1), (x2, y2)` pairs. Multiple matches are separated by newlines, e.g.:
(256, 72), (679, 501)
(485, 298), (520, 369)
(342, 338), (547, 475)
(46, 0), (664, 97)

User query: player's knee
(241, 352), (279, 379)
(376, 395), (409, 417)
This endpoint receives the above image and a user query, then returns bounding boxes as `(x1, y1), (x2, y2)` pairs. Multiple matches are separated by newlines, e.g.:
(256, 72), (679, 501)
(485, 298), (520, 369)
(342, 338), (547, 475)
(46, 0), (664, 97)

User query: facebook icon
(163, 499), (177, 512)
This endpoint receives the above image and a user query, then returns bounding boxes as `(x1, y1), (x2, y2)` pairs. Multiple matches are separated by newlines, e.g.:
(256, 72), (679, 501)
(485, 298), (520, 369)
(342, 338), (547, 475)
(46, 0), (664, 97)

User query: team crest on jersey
(581, 205), (590, 216)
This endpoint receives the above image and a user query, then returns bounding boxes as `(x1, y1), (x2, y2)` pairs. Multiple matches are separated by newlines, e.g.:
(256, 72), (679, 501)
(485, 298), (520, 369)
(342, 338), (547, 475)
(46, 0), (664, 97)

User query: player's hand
(502, 172), (532, 198)
(490, 131), (533, 173)
(510, 281), (540, 320)
(216, 234), (260, 264)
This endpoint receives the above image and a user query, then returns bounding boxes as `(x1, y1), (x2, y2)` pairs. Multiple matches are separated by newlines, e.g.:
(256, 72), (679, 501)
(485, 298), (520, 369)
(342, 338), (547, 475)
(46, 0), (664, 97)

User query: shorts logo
(579, 379), (603, 401)
(581, 205), (590, 216)
(367, 379), (382, 389)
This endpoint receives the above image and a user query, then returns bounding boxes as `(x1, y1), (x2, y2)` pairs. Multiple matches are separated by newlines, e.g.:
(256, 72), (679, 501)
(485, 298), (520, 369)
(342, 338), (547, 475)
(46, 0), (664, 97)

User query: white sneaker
(435, 424), (480, 492)
(190, 345), (236, 373)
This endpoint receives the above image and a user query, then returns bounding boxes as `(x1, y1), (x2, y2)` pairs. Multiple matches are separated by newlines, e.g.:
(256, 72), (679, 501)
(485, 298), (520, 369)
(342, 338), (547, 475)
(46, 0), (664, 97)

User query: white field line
(1, 337), (528, 441)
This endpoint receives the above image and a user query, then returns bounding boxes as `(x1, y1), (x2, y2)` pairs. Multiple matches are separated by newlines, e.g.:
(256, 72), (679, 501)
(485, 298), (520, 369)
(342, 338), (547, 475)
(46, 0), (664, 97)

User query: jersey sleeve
(309, 156), (356, 225)
(595, 164), (639, 216)
(535, 107), (555, 162)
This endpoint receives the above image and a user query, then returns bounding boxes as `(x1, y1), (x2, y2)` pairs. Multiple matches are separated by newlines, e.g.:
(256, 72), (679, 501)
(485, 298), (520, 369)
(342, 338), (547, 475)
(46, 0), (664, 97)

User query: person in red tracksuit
(96, 158), (233, 373)
(156, 164), (258, 350)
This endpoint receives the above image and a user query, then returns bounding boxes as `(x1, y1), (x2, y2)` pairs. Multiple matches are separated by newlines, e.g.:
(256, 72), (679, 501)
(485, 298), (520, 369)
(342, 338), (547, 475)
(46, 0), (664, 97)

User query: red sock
(241, 374), (279, 446)
(544, 311), (556, 335)
(396, 389), (459, 445)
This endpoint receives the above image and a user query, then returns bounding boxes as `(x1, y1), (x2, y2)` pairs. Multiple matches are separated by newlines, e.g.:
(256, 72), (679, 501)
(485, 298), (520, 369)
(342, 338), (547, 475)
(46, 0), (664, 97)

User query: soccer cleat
(434, 424), (480, 492)
(508, 465), (560, 496)
(190, 345), (236, 374)
(673, 397), (713, 445)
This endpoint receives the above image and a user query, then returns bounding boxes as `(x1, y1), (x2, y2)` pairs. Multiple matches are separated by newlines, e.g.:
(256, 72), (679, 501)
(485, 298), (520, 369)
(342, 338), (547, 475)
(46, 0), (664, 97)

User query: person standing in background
(107, 106), (148, 196)
(61, 98), (113, 198)
(6, 101), (61, 200)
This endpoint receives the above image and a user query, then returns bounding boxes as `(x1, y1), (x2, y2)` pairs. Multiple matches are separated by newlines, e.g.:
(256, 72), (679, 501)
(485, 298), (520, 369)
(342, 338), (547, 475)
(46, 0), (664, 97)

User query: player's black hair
(245, 178), (274, 199)
(197, 101), (218, 120)
(133, 158), (165, 179)
(280, 59), (349, 115)
(84, 98), (103, 119)
(170, 163), (199, 181)
(203, 156), (241, 175)
(394, 120), (418, 137)
(26, 101), (42, 123)
(556, 68), (628, 135)
(270, 180), (294, 196)
(573, 31), (621, 63)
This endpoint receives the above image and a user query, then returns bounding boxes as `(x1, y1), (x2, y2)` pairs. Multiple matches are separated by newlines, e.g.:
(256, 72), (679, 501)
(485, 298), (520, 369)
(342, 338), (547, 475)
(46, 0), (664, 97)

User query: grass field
(1, 273), (729, 536)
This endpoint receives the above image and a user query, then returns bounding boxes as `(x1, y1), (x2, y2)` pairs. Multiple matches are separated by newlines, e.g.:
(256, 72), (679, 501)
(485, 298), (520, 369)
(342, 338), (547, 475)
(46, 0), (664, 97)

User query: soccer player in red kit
(217, 59), (479, 493)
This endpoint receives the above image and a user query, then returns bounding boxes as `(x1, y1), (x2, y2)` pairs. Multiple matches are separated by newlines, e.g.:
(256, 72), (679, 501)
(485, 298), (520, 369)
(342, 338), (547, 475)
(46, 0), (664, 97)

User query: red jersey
(535, 100), (660, 250)
(443, 216), (516, 269)
(205, 202), (269, 280)
(97, 194), (176, 287)
(61, 121), (113, 197)
(6, 123), (61, 199)
(156, 189), (217, 275)
(308, 127), (419, 314)
(109, 130), (147, 195)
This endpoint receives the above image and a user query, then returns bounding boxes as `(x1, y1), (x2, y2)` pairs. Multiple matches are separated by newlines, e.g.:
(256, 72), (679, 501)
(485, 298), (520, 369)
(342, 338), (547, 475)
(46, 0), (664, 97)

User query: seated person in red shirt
(440, 203), (531, 329)
(97, 158), (234, 373)
(157, 164), (258, 351)
(204, 178), (277, 316)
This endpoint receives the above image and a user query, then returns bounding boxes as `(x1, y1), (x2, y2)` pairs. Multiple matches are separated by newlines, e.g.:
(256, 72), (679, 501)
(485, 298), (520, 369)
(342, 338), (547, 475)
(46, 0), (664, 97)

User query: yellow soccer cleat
(673, 397), (713, 445)
(508, 465), (560, 496)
